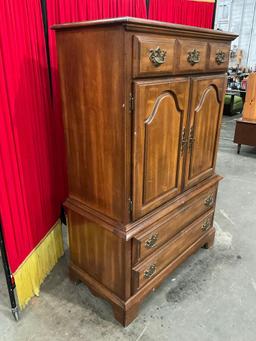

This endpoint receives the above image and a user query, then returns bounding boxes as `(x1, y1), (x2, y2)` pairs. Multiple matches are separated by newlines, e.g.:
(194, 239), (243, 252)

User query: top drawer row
(133, 34), (230, 77)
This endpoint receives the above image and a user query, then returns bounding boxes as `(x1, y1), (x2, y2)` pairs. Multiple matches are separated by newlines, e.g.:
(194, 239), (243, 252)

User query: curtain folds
(149, 0), (214, 28)
(0, 0), (67, 273)
(0, 0), (146, 304)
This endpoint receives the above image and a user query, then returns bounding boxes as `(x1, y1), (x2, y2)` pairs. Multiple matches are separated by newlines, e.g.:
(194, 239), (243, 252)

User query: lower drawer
(132, 210), (214, 292)
(132, 183), (217, 264)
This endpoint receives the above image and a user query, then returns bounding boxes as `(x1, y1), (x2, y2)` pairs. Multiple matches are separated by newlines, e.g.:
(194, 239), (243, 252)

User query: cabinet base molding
(69, 227), (215, 326)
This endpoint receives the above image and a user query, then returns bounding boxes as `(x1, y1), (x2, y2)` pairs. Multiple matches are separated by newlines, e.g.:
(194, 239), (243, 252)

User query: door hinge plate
(129, 198), (133, 212)
(129, 94), (134, 113)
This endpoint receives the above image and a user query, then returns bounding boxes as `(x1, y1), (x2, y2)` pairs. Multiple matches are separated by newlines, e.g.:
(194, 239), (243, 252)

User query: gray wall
(215, 0), (256, 68)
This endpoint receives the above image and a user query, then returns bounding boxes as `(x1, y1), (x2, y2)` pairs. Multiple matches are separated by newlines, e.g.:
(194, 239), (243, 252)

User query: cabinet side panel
(68, 210), (130, 299)
(56, 27), (128, 222)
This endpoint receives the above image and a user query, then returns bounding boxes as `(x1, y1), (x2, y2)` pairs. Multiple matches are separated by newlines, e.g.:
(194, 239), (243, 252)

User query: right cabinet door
(184, 75), (226, 189)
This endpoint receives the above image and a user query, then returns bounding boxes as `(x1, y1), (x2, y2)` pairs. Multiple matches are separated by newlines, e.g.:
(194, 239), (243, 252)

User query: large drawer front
(132, 210), (214, 292)
(133, 35), (231, 77)
(132, 183), (218, 264)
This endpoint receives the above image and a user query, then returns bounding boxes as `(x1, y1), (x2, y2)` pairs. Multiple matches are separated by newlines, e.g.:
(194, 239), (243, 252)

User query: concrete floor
(1, 114), (256, 341)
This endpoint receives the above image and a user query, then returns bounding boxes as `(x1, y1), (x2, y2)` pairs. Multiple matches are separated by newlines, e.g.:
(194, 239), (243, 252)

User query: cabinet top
(52, 16), (237, 41)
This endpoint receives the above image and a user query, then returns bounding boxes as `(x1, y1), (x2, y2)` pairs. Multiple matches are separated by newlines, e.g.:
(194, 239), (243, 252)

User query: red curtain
(0, 0), (67, 272)
(0, 0), (146, 273)
(149, 0), (214, 29)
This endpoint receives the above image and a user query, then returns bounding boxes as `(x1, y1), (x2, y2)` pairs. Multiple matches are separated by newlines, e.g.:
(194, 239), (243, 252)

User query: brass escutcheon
(215, 50), (225, 65)
(202, 218), (211, 232)
(144, 264), (157, 279)
(180, 127), (187, 156)
(149, 46), (167, 66)
(145, 233), (159, 249)
(204, 195), (214, 207)
(187, 48), (200, 66)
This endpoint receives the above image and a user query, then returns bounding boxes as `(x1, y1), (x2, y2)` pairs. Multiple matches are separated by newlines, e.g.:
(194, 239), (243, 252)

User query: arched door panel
(132, 78), (190, 219)
(184, 75), (226, 189)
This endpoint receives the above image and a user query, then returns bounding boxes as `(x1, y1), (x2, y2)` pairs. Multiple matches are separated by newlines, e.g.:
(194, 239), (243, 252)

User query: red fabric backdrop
(0, 0), (146, 273)
(149, 0), (214, 28)
(0, 0), (67, 272)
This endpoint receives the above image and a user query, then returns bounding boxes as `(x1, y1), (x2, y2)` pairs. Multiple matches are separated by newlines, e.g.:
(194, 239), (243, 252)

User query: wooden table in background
(233, 73), (256, 154)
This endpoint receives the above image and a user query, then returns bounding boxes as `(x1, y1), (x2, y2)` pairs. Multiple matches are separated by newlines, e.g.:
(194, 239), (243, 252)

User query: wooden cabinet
(53, 17), (237, 326)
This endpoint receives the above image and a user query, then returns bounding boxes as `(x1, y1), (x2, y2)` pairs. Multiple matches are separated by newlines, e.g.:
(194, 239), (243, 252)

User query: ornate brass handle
(145, 233), (158, 249)
(215, 50), (226, 65)
(202, 218), (212, 232)
(189, 126), (195, 150)
(187, 49), (200, 66)
(149, 47), (167, 67)
(204, 194), (214, 207)
(180, 127), (187, 156)
(144, 264), (157, 279)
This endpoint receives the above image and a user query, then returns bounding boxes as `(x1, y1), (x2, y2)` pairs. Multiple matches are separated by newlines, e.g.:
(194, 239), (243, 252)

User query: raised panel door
(132, 78), (190, 220)
(184, 75), (226, 189)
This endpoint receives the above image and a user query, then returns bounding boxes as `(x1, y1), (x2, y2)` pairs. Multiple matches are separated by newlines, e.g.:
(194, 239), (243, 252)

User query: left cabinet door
(132, 78), (190, 220)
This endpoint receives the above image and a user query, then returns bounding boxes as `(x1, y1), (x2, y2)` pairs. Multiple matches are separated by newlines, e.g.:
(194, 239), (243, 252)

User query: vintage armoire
(53, 18), (237, 326)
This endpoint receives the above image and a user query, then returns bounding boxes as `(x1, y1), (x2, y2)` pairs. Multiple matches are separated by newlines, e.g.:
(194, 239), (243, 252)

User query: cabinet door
(132, 78), (190, 220)
(184, 75), (226, 190)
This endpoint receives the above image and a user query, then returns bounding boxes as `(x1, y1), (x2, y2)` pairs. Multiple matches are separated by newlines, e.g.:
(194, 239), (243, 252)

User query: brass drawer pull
(145, 233), (158, 249)
(144, 264), (157, 279)
(187, 48), (200, 66)
(202, 218), (212, 232)
(204, 194), (214, 207)
(149, 47), (167, 66)
(215, 50), (225, 65)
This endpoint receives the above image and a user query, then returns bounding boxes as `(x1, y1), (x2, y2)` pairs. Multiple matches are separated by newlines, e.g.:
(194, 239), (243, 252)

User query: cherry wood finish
(132, 210), (214, 292)
(208, 42), (230, 71)
(53, 17), (236, 326)
(132, 183), (218, 264)
(184, 75), (226, 189)
(133, 35), (176, 77)
(133, 78), (189, 219)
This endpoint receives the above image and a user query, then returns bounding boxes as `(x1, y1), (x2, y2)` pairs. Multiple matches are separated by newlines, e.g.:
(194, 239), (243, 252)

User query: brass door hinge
(128, 198), (133, 213)
(129, 94), (134, 113)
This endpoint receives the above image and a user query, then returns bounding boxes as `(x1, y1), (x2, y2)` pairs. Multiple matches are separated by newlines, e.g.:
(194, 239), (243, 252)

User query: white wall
(215, 0), (256, 68)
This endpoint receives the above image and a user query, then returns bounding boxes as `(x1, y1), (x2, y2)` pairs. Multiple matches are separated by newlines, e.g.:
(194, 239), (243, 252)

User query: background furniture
(224, 90), (245, 116)
(234, 73), (256, 153)
(54, 17), (236, 326)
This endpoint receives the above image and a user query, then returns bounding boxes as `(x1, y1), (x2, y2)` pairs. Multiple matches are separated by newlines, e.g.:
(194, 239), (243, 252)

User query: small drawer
(175, 39), (207, 73)
(208, 42), (230, 71)
(132, 210), (214, 292)
(132, 184), (217, 264)
(133, 34), (175, 77)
